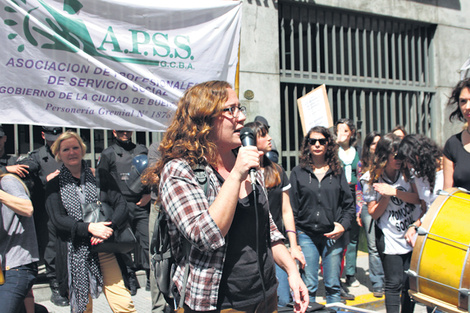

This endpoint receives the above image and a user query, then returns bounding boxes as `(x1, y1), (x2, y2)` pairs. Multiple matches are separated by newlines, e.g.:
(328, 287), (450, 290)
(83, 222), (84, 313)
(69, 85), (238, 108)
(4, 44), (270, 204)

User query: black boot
(146, 269), (150, 291)
(340, 283), (355, 301)
(50, 279), (69, 307)
(128, 272), (140, 296)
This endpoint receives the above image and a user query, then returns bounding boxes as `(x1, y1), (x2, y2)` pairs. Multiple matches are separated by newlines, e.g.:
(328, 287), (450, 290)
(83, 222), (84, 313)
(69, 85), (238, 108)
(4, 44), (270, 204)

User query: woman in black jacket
(290, 126), (355, 304)
(45, 131), (136, 313)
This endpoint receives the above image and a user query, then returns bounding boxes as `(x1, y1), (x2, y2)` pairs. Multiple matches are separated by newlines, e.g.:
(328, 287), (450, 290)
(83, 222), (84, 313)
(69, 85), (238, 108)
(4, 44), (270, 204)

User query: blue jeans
(0, 263), (37, 313)
(275, 264), (291, 307)
(344, 219), (360, 277)
(298, 232), (344, 304)
(360, 205), (384, 289)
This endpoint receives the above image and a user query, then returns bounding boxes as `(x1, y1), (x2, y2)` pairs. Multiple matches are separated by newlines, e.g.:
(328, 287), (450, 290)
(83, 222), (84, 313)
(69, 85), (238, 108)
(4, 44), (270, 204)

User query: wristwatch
(407, 224), (418, 231)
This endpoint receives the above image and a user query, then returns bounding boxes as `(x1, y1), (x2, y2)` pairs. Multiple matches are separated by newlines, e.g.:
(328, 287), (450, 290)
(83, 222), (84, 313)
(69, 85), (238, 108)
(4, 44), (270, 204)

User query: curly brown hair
(299, 126), (342, 176)
(141, 80), (232, 187)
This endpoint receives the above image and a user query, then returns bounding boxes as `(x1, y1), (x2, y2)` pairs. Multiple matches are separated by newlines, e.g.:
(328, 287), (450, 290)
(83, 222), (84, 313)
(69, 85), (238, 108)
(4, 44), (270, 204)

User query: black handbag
(81, 171), (137, 254)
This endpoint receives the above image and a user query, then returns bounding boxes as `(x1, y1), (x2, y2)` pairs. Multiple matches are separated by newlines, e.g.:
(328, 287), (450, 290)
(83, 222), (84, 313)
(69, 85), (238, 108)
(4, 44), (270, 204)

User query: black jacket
(289, 165), (355, 239)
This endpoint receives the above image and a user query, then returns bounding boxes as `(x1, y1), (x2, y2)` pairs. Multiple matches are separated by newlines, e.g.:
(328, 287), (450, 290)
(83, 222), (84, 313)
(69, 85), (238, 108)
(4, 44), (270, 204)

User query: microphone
(240, 127), (257, 186)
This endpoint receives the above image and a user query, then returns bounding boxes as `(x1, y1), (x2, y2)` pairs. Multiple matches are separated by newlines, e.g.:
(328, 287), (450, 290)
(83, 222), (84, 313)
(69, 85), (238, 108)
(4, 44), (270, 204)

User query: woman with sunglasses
(363, 133), (420, 313)
(290, 126), (355, 304)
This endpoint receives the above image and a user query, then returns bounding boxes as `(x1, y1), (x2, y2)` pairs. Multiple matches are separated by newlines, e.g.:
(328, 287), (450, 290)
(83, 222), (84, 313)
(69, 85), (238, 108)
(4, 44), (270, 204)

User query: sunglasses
(308, 138), (328, 146)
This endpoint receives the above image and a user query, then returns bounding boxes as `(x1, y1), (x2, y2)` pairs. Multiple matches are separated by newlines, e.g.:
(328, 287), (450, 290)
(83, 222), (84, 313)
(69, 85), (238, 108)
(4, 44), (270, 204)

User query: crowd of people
(0, 77), (469, 313)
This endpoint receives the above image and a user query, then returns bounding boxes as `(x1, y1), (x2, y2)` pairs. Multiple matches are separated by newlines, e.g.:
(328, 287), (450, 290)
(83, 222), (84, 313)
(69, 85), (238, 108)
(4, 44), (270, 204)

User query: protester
(443, 78), (470, 191)
(97, 130), (151, 295)
(45, 131), (136, 313)
(335, 118), (361, 291)
(142, 81), (308, 312)
(244, 121), (306, 308)
(356, 131), (384, 297)
(254, 116), (280, 163)
(395, 134), (443, 246)
(363, 133), (421, 313)
(17, 126), (68, 307)
(290, 126), (355, 304)
(0, 172), (39, 313)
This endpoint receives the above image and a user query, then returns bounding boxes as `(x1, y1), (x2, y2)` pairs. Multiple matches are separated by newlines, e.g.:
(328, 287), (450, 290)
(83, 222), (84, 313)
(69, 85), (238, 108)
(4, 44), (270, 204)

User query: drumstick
(406, 269), (470, 295)
(437, 189), (470, 201)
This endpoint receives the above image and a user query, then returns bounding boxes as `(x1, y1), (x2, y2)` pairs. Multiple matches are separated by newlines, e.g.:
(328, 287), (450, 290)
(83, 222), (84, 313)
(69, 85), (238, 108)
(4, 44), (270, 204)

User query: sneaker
(373, 288), (384, 298)
(346, 275), (360, 287)
(340, 284), (355, 301)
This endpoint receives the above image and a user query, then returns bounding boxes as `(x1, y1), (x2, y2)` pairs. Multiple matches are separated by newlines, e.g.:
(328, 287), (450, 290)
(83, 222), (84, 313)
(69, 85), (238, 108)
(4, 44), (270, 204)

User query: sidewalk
(34, 252), (429, 312)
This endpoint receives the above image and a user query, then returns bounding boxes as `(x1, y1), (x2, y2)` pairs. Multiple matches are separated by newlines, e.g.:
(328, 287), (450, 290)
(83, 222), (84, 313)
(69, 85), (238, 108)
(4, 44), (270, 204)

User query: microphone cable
(253, 182), (267, 311)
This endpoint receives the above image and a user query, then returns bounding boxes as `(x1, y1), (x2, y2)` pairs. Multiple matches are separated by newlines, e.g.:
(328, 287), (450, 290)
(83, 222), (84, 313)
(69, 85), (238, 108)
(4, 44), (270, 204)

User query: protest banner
(297, 84), (333, 135)
(0, 0), (241, 131)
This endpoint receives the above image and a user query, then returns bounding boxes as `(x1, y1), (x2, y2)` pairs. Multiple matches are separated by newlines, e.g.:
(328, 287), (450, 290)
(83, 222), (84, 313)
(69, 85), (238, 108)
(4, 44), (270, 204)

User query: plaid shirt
(159, 158), (284, 311)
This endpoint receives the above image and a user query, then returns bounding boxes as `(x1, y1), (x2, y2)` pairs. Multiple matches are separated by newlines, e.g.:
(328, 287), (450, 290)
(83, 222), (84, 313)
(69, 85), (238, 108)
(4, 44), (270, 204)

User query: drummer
(443, 78), (470, 191)
(395, 135), (443, 246)
(363, 133), (421, 313)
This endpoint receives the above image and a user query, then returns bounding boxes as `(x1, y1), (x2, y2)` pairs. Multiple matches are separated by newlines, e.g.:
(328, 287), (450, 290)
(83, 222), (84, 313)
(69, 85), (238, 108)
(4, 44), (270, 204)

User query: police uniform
(98, 138), (150, 292)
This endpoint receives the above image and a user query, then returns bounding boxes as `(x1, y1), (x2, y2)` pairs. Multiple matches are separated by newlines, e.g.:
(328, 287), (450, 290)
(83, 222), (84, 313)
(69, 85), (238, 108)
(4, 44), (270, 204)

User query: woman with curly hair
(395, 134), (443, 246)
(443, 78), (470, 191)
(363, 133), (420, 313)
(289, 126), (355, 304)
(142, 81), (308, 312)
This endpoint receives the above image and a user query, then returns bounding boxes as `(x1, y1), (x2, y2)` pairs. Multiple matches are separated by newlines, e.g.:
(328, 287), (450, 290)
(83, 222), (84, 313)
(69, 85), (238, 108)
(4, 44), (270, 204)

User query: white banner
(0, 0), (242, 131)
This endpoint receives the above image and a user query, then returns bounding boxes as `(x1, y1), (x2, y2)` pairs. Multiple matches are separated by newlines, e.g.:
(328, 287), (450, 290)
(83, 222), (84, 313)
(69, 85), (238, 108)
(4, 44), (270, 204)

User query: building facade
(239, 0), (470, 169)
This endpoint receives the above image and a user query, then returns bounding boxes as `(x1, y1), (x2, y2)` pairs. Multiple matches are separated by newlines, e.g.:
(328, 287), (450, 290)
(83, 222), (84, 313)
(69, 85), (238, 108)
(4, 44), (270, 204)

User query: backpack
(150, 164), (209, 308)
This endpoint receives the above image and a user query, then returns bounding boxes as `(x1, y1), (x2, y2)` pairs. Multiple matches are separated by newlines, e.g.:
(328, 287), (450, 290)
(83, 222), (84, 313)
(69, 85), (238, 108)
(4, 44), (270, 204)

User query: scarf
(58, 161), (103, 313)
(338, 146), (356, 184)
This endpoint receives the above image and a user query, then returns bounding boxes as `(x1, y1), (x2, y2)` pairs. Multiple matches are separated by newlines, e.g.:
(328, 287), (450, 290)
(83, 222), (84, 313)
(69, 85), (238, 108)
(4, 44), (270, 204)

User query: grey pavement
(34, 253), (430, 312)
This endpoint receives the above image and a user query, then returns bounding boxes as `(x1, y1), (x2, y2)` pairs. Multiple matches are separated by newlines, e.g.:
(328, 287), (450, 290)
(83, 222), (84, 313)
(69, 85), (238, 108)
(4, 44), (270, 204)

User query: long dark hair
(369, 133), (402, 184)
(299, 126), (342, 176)
(244, 121), (281, 189)
(361, 131), (381, 171)
(397, 134), (442, 190)
(447, 78), (470, 123)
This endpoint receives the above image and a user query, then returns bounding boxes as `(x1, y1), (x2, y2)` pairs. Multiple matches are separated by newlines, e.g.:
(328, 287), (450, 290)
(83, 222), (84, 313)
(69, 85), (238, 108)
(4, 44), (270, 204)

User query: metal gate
(279, 1), (436, 170)
(3, 124), (162, 167)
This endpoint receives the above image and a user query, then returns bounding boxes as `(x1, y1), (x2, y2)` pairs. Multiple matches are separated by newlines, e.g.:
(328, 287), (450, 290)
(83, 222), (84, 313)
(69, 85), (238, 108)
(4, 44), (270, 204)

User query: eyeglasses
(308, 138), (328, 146)
(222, 106), (246, 119)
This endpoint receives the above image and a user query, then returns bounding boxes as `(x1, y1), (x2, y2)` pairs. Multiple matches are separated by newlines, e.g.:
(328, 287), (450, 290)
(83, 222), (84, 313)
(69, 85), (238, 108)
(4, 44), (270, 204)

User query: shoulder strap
(193, 164), (209, 196)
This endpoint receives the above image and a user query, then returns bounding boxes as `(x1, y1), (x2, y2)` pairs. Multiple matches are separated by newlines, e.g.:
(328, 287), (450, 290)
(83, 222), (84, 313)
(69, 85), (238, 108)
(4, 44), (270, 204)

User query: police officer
(17, 126), (69, 306)
(0, 124), (29, 177)
(97, 130), (151, 295)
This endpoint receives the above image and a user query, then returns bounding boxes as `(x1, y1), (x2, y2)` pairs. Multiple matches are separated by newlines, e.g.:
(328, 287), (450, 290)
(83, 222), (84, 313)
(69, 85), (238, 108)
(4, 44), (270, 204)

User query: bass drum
(409, 188), (470, 313)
